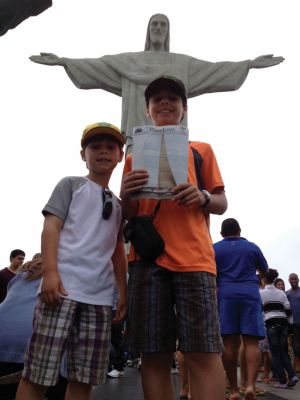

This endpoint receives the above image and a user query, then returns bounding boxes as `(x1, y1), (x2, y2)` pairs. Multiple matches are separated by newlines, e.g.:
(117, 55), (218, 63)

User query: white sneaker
(107, 369), (124, 378)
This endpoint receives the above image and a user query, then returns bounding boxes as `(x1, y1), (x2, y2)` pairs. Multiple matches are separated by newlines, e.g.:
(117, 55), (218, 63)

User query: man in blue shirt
(286, 273), (300, 373)
(214, 218), (268, 400)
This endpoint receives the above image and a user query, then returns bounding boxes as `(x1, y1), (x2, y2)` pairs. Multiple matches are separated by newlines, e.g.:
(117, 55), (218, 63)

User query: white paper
(132, 125), (189, 199)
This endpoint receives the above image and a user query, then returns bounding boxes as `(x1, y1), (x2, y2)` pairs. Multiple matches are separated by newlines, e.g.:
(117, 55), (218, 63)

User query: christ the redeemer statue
(30, 13), (284, 154)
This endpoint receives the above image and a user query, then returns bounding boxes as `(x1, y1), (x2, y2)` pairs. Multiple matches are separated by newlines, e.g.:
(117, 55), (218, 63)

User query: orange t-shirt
(123, 141), (225, 275)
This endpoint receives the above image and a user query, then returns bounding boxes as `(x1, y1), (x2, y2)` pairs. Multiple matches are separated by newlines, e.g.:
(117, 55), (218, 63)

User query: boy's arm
(172, 184), (227, 215)
(120, 169), (149, 219)
(41, 214), (68, 306)
(203, 189), (227, 215)
(111, 229), (128, 322)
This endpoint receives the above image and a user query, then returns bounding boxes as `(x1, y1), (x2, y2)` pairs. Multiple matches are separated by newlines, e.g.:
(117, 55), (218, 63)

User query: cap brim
(145, 77), (187, 102)
(81, 127), (125, 147)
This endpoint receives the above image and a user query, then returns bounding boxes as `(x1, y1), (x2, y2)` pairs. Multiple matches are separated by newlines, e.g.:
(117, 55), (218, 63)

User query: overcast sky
(1, 0), (299, 284)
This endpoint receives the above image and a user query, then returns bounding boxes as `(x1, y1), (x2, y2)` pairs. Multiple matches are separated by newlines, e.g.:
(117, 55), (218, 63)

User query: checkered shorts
(125, 261), (223, 354)
(22, 298), (112, 386)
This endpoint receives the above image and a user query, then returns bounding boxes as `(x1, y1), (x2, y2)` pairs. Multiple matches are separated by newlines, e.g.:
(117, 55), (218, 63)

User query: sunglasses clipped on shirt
(102, 188), (113, 220)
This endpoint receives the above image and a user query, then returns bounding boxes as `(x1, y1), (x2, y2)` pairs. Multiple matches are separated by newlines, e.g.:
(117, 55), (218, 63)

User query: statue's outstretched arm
(249, 54), (285, 69)
(29, 52), (64, 66)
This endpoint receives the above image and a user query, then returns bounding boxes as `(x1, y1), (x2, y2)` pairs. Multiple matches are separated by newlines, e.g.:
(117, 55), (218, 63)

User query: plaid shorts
(125, 261), (223, 354)
(22, 298), (112, 386)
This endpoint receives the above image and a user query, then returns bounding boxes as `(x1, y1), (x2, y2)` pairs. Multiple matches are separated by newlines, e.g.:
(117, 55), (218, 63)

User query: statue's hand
(29, 52), (63, 66)
(250, 54), (285, 69)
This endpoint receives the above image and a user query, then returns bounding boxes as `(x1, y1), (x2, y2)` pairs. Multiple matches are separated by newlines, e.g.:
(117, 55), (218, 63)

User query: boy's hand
(121, 169), (149, 198)
(112, 295), (127, 323)
(172, 182), (204, 207)
(40, 270), (68, 306)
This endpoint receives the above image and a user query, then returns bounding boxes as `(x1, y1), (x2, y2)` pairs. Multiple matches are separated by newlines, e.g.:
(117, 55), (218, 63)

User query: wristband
(201, 190), (211, 207)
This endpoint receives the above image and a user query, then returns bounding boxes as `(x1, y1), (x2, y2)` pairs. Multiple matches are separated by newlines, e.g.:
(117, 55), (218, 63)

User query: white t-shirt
(42, 176), (122, 306)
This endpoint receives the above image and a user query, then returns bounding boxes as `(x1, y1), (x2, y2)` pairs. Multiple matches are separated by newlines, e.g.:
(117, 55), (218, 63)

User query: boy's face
(81, 137), (124, 176)
(147, 89), (187, 126)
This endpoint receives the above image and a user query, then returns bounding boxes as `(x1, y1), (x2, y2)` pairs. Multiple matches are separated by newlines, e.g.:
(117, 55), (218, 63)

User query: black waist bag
(123, 202), (165, 262)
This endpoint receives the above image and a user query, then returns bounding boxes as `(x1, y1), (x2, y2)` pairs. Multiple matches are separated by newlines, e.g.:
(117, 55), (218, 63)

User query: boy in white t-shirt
(16, 122), (127, 400)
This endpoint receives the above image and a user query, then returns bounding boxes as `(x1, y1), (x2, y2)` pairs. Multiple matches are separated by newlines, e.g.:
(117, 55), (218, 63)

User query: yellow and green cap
(81, 122), (125, 148)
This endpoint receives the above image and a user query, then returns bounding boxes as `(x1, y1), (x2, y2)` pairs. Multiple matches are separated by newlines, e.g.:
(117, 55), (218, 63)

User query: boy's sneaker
(288, 376), (299, 387)
(274, 383), (289, 389)
(107, 369), (124, 378)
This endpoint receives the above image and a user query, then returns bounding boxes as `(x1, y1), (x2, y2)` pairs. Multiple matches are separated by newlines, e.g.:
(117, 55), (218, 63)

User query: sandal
(226, 394), (240, 400)
(239, 388), (265, 396)
(243, 391), (257, 400)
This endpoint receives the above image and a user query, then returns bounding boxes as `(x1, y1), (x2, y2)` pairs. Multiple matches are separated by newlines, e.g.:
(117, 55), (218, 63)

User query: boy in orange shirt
(121, 76), (227, 400)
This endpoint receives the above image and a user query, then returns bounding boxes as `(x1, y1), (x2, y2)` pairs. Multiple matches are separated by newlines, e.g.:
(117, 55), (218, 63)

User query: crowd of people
(1, 236), (299, 400)
(0, 75), (299, 400)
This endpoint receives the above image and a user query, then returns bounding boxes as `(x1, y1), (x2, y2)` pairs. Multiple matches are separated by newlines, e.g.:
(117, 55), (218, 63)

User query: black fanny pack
(123, 202), (165, 262)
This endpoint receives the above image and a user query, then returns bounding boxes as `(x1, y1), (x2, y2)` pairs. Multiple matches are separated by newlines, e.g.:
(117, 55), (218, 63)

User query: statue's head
(144, 14), (170, 52)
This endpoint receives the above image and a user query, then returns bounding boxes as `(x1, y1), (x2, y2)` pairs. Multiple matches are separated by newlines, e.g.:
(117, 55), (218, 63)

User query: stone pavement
(91, 367), (300, 400)
(253, 377), (300, 400)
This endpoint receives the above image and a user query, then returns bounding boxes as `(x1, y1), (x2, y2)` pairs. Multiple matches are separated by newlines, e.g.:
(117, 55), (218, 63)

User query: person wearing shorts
(121, 76), (228, 400)
(214, 218), (268, 400)
(16, 122), (127, 400)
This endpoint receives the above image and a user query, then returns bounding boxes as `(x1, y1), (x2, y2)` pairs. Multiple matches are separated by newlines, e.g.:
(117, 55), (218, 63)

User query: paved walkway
(91, 367), (300, 400)
(253, 377), (300, 400)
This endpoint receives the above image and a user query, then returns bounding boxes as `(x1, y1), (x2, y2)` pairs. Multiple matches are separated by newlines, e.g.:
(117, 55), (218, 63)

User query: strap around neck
(150, 201), (161, 220)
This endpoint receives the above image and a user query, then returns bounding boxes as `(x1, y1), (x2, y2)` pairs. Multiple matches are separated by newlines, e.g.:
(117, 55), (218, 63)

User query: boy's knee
(185, 352), (222, 368)
(67, 381), (92, 395)
(16, 377), (47, 400)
